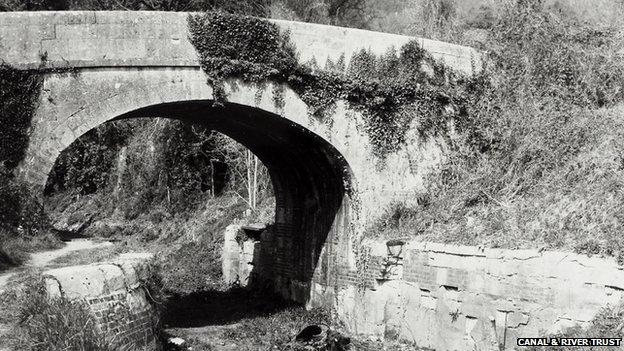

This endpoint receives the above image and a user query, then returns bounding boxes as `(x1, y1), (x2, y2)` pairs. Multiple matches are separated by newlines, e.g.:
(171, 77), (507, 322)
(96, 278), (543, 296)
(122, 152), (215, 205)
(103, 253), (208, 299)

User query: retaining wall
(224, 229), (624, 350)
(43, 253), (157, 351)
(319, 241), (624, 350)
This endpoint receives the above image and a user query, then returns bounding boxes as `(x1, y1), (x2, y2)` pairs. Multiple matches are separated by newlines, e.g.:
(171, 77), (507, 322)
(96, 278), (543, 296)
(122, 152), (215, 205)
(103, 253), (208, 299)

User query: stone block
(42, 256), (156, 351)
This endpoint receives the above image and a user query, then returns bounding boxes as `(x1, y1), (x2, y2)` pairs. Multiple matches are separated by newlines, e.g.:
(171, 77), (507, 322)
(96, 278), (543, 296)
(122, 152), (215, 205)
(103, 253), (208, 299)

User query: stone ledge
(42, 252), (154, 299)
(0, 11), (481, 75)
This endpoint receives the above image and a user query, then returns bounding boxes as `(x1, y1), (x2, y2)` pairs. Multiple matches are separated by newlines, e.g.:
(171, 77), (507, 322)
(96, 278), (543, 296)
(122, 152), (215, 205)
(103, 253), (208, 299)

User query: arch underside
(104, 100), (351, 282)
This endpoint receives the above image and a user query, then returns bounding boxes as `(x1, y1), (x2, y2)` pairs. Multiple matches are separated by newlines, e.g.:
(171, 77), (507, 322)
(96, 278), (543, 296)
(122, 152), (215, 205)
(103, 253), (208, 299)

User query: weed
(1, 274), (113, 351)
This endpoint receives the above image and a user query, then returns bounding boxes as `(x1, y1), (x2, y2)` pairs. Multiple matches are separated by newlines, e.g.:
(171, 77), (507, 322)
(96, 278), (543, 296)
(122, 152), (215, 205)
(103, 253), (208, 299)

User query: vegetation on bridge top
(187, 3), (624, 262)
(188, 10), (467, 157)
(365, 1), (624, 261)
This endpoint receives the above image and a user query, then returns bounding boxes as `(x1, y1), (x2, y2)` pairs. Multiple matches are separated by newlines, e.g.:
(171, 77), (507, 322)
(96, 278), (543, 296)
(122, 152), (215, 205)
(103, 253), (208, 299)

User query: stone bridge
(0, 10), (479, 317)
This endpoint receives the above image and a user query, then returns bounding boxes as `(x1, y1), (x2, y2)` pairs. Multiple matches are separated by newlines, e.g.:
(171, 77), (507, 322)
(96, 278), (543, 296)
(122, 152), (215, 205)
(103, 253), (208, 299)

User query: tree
(278, 0), (372, 28)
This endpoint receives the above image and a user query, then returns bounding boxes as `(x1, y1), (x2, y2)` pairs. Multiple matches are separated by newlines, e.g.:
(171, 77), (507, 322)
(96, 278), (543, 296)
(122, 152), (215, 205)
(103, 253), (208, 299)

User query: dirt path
(0, 239), (113, 292)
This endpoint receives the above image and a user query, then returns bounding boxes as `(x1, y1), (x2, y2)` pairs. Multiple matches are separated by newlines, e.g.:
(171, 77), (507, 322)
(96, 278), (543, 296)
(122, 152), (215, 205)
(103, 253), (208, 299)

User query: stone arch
(22, 69), (356, 288)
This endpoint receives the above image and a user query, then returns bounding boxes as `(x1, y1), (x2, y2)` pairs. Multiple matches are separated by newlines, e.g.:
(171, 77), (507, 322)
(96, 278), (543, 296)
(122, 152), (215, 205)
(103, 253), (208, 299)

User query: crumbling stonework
(43, 253), (157, 351)
(222, 224), (259, 287)
(306, 241), (624, 350)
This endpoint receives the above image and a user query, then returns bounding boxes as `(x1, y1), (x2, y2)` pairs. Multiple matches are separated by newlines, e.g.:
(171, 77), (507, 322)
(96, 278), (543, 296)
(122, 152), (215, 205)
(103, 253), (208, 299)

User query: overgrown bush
(366, 1), (624, 259)
(0, 64), (42, 170)
(189, 11), (460, 157)
(3, 275), (113, 351)
(0, 169), (59, 271)
(157, 194), (248, 294)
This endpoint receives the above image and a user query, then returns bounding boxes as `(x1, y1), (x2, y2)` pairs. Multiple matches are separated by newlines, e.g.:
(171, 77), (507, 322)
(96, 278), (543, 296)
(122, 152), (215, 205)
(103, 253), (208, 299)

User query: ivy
(0, 64), (44, 171)
(188, 11), (467, 158)
(188, 11), (298, 102)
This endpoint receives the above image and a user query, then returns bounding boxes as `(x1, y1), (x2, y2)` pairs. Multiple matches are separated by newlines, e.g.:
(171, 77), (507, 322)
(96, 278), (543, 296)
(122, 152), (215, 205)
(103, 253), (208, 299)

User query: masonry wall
(43, 253), (157, 351)
(224, 231), (624, 351)
(307, 240), (624, 350)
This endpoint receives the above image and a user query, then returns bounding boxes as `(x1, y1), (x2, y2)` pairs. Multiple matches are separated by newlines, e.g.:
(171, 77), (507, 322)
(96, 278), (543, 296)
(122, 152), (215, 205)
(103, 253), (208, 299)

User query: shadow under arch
(46, 99), (354, 297)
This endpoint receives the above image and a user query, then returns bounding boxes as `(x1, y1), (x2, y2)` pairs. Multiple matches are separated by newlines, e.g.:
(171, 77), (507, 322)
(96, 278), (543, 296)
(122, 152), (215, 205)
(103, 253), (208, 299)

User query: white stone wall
(312, 241), (624, 351)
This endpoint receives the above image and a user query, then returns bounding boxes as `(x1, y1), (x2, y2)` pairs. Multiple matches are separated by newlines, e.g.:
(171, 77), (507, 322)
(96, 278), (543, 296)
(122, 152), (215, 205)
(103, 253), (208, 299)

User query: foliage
(1, 170), (49, 236)
(0, 0), (269, 14)
(188, 11), (461, 157)
(0, 64), (61, 270)
(0, 233), (31, 269)
(160, 240), (225, 294)
(0, 231), (60, 271)
(46, 120), (132, 196)
(46, 118), (270, 220)
(1, 275), (114, 351)
(0, 170), (59, 271)
(366, 1), (624, 258)
(276, 0), (371, 28)
(154, 194), (247, 294)
(0, 64), (43, 170)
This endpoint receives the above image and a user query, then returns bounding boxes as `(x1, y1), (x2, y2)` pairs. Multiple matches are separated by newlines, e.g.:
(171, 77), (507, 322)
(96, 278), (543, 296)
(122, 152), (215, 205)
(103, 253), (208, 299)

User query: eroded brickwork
(43, 253), (157, 351)
(307, 241), (624, 350)
(88, 291), (156, 350)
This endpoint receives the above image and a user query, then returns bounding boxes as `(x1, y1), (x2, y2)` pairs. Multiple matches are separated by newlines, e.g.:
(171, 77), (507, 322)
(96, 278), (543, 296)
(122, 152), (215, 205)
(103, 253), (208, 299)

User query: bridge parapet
(0, 11), (480, 74)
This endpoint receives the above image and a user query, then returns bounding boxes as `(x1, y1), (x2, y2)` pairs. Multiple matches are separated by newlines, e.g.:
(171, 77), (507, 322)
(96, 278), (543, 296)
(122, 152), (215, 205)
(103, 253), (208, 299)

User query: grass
(0, 173), (63, 271)
(0, 231), (62, 271)
(0, 254), (165, 351)
(0, 273), (113, 351)
(364, 2), (624, 262)
(367, 107), (624, 259)
(46, 189), (268, 295)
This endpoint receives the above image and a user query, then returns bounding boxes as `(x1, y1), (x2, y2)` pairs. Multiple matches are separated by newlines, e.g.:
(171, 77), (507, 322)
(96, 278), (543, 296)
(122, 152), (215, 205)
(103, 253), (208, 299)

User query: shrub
(0, 169), (49, 236)
(11, 276), (113, 351)
(160, 239), (225, 295)
(365, 2), (624, 257)
(189, 11), (459, 157)
(0, 64), (42, 170)
(0, 170), (60, 271)
(0, 231), (31, 269)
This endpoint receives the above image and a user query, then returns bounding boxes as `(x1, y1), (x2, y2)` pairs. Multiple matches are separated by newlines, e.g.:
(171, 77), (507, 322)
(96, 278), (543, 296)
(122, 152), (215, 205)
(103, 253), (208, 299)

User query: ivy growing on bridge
(0, 64), (44, 171)
(0, 63), (52, 244)
(188, 11), (470, 157)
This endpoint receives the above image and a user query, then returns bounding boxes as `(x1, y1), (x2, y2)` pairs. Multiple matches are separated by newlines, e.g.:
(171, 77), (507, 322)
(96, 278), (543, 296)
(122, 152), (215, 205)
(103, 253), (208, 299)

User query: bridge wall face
(0, 11), (480, 74)
(20, 66), (443, 291)
(2, 11), (485, 349)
